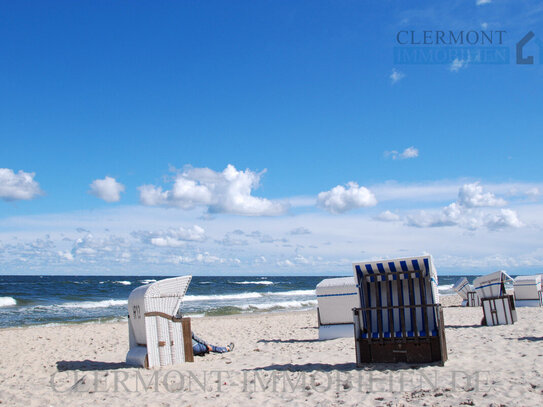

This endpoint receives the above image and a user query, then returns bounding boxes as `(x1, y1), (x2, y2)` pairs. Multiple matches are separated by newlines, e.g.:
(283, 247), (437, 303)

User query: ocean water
(0, 275), (477, 328)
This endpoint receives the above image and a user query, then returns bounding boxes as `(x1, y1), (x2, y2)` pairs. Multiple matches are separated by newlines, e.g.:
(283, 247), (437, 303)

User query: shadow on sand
(257, 338), (322, 344)
(507, 336), (543, 342)
(243, 361), (437, 372)
(56, 360), (128, 371)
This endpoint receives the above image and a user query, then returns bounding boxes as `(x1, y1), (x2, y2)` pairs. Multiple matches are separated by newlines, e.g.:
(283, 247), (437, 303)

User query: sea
(0, 275), (484, 329)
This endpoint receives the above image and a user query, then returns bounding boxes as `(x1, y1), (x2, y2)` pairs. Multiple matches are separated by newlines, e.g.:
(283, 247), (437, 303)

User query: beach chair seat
(513, 275), (542, 307)
(126, 276), (194, 368)
(453, 277), (480, 307)
(473, 270), (517, 326)
(352, 255), (447, 366)
(316, 277), (359, 340)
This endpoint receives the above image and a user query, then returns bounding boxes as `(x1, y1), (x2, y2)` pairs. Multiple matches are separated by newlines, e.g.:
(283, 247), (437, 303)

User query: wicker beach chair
(126, 276), (194, 368)
(453, 277), (480, 307)
(352, 255), (447, 365)
(316, 277), (359, 340)
(473, 270), (517, 326)
(513, 275), (542, 307)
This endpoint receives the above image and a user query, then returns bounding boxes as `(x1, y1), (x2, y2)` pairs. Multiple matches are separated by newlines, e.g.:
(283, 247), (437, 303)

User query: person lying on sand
(192, 332), (234, 356)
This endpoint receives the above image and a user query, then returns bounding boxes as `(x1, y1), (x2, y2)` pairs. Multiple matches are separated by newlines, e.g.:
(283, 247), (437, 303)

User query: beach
(0, 296), (542, 407)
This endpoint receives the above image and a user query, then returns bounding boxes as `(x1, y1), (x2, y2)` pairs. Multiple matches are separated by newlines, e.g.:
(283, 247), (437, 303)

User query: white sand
(1, 297), (542, 406)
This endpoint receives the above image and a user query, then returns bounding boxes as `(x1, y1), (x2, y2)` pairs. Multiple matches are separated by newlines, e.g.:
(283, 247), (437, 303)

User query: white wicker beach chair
(352, 255), (447, 365)
(316, 277), (359, 340)
(453, 277), (480, 307)
(514, 275), (542, 307)
(126, 276), (193, 368)
(473, 270), (517, 326)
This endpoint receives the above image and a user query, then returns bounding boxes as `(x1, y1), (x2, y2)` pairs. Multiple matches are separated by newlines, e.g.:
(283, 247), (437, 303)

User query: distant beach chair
(352, 255), (447, 365)
(316, 277), (359, 340)
(473, 270), (517, 326)
(126, 276), (194, 368)
(513, 275), (542, 307)
(453, 277), (480, 307)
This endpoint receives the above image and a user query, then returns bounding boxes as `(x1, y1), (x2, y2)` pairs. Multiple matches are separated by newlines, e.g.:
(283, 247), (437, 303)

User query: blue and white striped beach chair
(473, 270), (517, 326)
(352, 255), (447, 365)
(453, 277), (480, 307)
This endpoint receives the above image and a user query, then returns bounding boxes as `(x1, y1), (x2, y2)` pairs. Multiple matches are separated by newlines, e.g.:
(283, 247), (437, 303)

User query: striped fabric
(473, 270), (511, 299)
(352, 256), (439, 339)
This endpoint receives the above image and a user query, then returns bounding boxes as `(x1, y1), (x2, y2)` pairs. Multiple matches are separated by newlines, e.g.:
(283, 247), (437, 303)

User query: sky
(1, 0), (542, 276)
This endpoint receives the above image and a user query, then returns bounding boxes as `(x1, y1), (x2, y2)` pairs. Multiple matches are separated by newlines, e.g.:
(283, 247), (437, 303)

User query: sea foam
(0, 297), (17, 307)
(58, 299), (128, 309)
(231, 281), (274, 285)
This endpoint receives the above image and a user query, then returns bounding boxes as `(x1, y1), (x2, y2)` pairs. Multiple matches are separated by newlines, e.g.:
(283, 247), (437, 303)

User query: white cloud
(58, 251), (74, 261)
(133, 225), (206, 247)
(485, 209), (523, 230)
(457, 182), (506, 208)
(449, 58), (468, 72)
(374, 210), (401, 222)
(406, 183), (520, 230)
(89, 176), (125, 203)
(0, 168), (43, 201)
(138, 164), (287, 216)
(390, 68), (405, 84)
(476, 0), (492, 6)
(525, 187), (540, 199)
(384, 146), (419, 160)
(317, 182), (377, 214)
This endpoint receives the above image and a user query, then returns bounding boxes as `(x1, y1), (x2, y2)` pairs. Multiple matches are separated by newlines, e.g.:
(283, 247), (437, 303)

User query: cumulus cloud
(138, 164), (287, 216)
(457, 182), (506, 208)
(384, 147), (419, 160)
(89, 176), (125, 203)
(485, 209), (523, 230)
(449, 58), (468, 72)
(132, 225), (206, 247)
(374, 210), (401, 222)
(317, 182), (377, 214)
(390, 68), (405, 84)
(0, 168), (43, 201)
(406, 183), (521, 230)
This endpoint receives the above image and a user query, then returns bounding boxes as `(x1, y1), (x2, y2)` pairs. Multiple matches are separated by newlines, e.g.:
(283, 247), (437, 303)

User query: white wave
(58, 299), (128, 309)
(438, 284), (454, 291)
(267, 289), (315, 297)
(113, 281), (132, 285)
(199, 281), (212, 284)
(184, 293), (262, 302)
(140, 279), (157, 285)
(240, 300), (317, 311)
(232, 281), (274, 285)
(0, 297), (17, 307)
(187, 313), (205, 318)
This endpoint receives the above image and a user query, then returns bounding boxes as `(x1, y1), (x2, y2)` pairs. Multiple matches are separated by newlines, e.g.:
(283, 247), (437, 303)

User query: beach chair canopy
(126, 275), (192, 368)
(353, 255), (439, 339)
(453, 277), (471, 300)
(514, 275), (542, 301)
(316, 277), (358, 325)
(473, 270), (512, 299)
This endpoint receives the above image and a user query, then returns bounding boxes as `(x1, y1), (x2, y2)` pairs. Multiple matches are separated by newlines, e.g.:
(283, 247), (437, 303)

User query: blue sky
(1, 0), (542, 275)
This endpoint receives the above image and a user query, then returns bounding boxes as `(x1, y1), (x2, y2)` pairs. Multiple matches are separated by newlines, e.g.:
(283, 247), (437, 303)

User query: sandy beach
(0, 296), (542, 407)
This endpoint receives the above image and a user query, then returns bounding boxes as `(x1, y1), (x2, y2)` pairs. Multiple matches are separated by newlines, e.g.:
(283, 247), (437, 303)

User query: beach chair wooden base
(353, 306), (447, 366)
(481, 295), (517, 326)
(467, 291), (480, 307)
